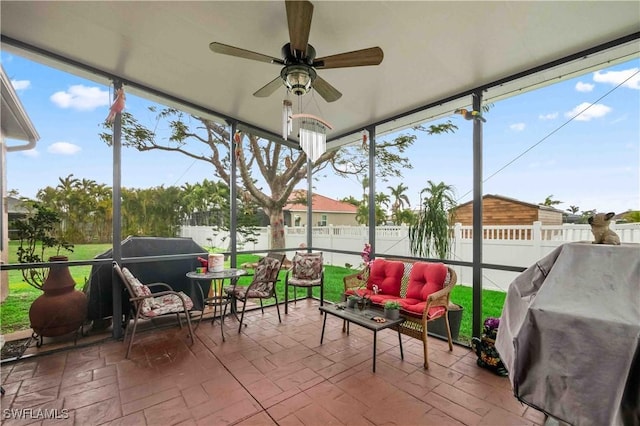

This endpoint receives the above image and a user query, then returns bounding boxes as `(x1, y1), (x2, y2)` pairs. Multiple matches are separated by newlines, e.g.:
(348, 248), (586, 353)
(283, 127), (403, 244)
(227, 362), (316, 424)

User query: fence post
(453, 222), (462, 261)
(328, 224), (334, 265)
(532, 221), (542, 257)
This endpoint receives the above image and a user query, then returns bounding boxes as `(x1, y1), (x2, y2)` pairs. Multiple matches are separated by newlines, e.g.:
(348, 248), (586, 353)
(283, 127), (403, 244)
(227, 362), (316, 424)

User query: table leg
(373, 330), (377, 372)
(210, 279), (219, 326)
(320, 312), (328, 344)
(192, 279), (206, 331)
(398, 330), (404, 360)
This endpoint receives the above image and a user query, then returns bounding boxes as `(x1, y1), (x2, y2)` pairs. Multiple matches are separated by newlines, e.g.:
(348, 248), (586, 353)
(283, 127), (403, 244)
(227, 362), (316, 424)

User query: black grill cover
(84, 236), (209, 321)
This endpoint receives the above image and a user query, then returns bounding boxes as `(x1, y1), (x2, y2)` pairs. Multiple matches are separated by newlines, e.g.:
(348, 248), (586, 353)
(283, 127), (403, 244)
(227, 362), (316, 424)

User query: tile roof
(284, 190), (357, 213)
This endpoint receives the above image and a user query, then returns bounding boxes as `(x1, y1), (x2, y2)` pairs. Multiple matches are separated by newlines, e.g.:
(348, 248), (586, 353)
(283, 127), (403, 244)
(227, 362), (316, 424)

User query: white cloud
(565, 102), (612, 121)
(575, 81), (594, 92)
(11, 79), (31, 90)
(50, 85), (110, 111)
(610, 114), (628, 124)
(48, 142), (81, 155)
(539, 112), (558, 120)
(22, 149), (39, 158)
(593, 68), (640, 90)
(510, 123), (526, 131)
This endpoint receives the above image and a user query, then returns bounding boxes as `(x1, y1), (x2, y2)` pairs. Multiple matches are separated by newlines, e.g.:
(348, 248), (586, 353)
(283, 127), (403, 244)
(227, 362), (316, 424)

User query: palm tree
(408, 180), (457, 259)
(566, 205), (580, 214)
(388, 183), (411, 224)
(541, 195), (562, 206)
(623, 210), (640, 223)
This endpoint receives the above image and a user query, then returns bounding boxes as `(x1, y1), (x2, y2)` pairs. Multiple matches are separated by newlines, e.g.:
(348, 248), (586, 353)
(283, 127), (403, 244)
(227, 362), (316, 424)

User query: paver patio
(1, 300), (545, 425)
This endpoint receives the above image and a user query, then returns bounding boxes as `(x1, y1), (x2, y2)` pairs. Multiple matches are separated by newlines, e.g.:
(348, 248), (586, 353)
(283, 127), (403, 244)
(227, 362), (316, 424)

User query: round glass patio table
(186, 269), (247, 341)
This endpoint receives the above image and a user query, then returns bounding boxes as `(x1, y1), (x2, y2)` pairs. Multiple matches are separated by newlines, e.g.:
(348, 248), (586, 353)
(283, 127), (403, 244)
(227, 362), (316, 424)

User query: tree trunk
(268, 209), (286, 250)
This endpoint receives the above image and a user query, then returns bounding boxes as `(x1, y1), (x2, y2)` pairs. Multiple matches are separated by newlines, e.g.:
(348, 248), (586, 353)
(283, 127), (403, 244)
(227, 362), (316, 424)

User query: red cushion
(345, 288), (374, 298)
(401, 301), (447, 320)
(368, 294), (401, 305)
(405, 262), (448, 301)
(367, 259), (404, 296)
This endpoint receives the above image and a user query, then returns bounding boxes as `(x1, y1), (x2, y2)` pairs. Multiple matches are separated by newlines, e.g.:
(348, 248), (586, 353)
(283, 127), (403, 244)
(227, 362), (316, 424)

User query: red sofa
(343, 258), (457, 369)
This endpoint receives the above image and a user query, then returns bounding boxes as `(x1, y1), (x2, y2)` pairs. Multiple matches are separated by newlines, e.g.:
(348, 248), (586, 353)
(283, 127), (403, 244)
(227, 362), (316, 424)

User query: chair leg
(284, 282), (289, 314)
(126, 316), (141, 359)
(260, 299), (265, 314)
(422, 324), (430, 369)
(184, 311), (195, 346)
(320, 283), (324, 309)
(274, 293), (281, 323)
(176, 313), (183, 328)
(444, 314), (453, 351)
(238, 298), (247, 333)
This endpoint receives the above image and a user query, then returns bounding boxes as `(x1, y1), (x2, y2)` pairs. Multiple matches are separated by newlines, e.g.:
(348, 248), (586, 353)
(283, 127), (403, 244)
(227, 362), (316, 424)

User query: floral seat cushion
(144, 293), (193, 317)
(122, 267), (193, 317)
(227, 256), (281, 299)
(289, 252), (323, 286)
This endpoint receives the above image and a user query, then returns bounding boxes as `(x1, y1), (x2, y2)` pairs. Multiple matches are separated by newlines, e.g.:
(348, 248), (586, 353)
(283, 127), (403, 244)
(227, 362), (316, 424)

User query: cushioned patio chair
(284, 251), (324, 314)
(113, 262), (195, 358)
(225, 254), (284, 333)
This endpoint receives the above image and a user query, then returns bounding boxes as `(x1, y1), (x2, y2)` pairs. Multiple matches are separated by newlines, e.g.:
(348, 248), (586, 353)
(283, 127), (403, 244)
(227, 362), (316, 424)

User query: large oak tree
(101, 107), (455, 249)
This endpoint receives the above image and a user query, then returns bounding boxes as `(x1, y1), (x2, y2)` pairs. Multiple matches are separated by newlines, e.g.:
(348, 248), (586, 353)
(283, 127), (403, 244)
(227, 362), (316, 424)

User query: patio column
(472, 91), (483, 339)
(229, 121), (237, 268)
(367, 126), (376, 258)
(111, 80), (124, 339)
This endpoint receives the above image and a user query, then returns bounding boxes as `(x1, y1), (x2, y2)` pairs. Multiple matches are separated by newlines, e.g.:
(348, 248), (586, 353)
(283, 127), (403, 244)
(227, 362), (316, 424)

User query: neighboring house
(1, 64), (40, 302)
(7, 196), (29, 240)
(452, 194), (564, 226)
(284, 190), (358, 227)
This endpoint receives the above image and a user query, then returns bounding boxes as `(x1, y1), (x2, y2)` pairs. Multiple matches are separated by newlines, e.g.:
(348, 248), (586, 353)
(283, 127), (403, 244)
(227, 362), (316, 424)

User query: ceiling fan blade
(209, 42), (280, 64)
(285, 0), (313, 56)
(313, 76), (342, 103)
(253, 76), (283, 98)
(313, 47), (384, 69)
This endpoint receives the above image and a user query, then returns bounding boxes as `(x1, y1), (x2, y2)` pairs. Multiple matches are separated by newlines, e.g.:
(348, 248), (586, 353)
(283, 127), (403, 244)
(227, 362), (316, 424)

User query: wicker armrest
(424, 267), (458, 317)
(426, 286), (452, 307)
(343, 271), (366, 292)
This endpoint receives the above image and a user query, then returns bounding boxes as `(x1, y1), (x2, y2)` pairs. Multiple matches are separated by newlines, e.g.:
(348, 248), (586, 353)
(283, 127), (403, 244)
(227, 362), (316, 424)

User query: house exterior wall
(537, 209), (563, 225)
(289, 210), (358, 227)
(453, 196), (562, 225)
(1, 135), (7, 302)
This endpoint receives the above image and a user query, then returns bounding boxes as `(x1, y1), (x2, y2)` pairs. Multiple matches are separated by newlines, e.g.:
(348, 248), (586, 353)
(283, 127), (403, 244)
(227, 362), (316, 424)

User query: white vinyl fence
(180, 222), (640, 292)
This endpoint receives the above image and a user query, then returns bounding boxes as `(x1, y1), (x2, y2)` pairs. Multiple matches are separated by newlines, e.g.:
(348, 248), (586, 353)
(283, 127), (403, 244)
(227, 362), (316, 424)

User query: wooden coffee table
(319, 303), (404, 372)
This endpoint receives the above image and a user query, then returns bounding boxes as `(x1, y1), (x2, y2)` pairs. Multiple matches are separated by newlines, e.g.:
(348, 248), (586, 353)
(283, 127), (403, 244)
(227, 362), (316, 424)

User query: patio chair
(225, 254), (284, 333)
(284, 251), (324, 314)
(113, 262), (195, 358)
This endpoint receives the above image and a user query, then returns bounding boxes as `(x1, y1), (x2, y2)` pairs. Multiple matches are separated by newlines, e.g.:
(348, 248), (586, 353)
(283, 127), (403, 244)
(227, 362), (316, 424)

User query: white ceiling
(1, 1), (639, 149)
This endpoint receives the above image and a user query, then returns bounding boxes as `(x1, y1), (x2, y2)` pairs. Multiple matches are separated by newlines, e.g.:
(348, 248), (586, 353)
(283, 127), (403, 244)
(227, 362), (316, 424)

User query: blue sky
(2, 51), (639, 215)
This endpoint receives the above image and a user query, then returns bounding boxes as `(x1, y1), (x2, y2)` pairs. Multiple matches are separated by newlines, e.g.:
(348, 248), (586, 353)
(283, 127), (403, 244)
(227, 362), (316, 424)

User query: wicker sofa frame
(343, 260), (457, 369)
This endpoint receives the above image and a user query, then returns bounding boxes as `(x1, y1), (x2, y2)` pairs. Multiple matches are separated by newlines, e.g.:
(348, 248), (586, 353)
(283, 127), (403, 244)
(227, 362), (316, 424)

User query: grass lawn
(2, 242), (112, 334)
(2, 244), (506, 343)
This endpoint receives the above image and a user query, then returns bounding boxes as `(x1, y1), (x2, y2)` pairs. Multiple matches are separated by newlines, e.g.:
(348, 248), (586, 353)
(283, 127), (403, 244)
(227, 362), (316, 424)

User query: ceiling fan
(209, 0), (383, 103)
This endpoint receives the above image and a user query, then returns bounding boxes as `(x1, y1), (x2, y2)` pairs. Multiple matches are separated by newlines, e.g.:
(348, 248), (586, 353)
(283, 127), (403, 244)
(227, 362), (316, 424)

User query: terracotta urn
(29, 256), (88, 337)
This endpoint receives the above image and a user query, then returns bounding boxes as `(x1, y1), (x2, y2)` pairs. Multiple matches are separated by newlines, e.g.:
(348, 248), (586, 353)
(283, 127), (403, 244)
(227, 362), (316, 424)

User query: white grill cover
(496, 242), (640, 426)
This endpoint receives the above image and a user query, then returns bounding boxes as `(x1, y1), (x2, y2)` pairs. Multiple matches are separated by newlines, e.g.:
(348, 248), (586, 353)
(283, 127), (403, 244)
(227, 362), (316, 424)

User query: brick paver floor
(0, 300), (545, 425)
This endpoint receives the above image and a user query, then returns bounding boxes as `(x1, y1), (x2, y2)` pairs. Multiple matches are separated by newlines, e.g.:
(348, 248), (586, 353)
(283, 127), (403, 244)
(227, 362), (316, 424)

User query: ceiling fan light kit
(209, 0), (383, 160)
(208, 0), (383, 103)
(282, 65), (316, 96)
